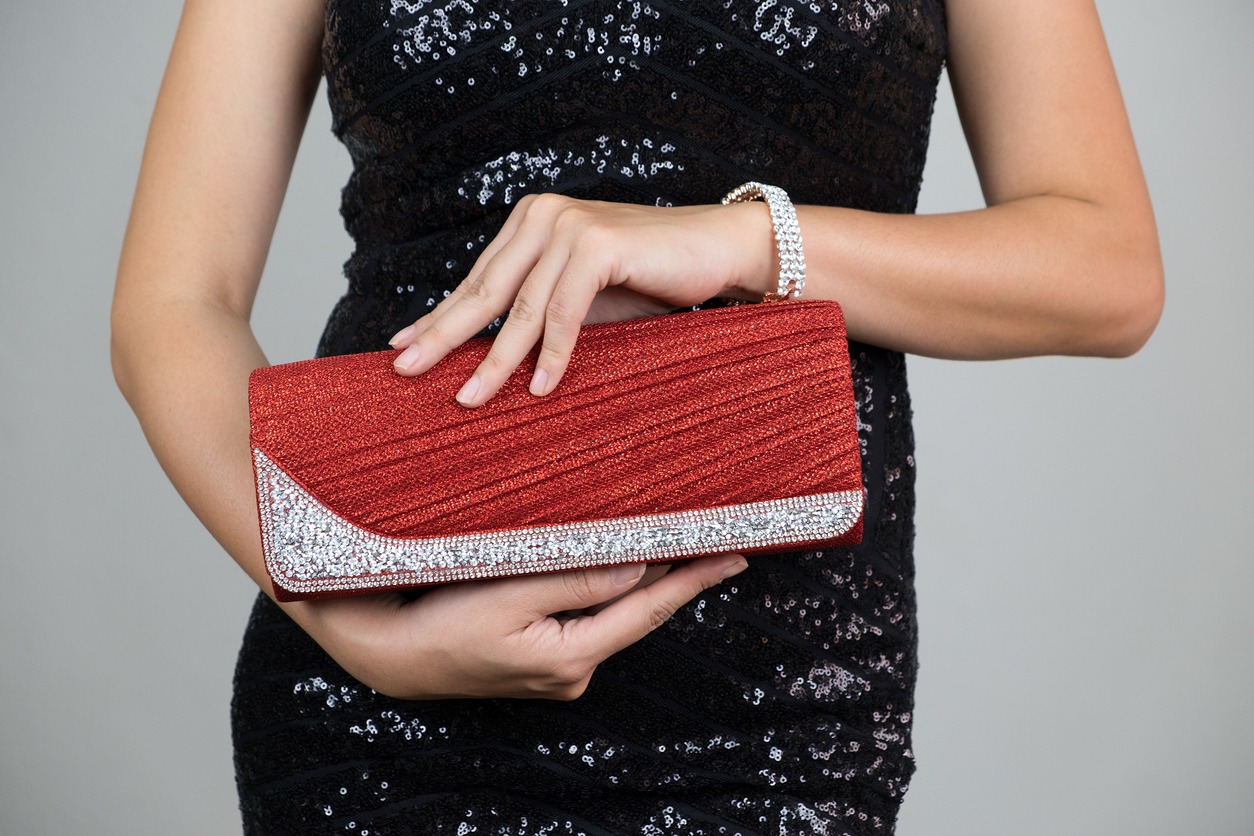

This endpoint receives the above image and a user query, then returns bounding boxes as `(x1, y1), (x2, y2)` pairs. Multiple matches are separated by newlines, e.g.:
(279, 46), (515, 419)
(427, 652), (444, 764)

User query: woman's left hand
(388, 194), (772, 406)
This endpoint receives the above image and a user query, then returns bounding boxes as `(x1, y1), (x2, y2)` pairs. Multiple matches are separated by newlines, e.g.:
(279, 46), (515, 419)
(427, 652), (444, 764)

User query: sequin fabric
(232, 1), (944, 833)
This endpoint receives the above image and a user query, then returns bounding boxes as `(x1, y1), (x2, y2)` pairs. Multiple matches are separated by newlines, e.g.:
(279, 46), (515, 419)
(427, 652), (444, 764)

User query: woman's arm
(389, 0), (1163, 406)
(790, 0), (1164, 360)
(112, 0), (745, 701)
(113, 0), (324, 594)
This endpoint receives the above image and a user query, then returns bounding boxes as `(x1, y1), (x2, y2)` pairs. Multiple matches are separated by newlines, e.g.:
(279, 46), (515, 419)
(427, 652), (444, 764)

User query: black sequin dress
(232, 2), (946, 834)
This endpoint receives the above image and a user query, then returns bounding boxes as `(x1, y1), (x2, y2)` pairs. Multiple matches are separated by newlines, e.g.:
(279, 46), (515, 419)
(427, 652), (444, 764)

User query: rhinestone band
(722, 181), (807, 301)
(254, 449), (863, 596)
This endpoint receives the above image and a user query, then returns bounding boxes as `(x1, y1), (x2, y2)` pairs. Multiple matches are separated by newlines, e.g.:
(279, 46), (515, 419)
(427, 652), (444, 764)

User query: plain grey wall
(1, 1), (1250, 833)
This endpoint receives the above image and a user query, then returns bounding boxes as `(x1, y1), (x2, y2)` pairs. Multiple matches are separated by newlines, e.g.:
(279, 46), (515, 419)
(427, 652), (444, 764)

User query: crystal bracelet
(722, 181), (807, 301)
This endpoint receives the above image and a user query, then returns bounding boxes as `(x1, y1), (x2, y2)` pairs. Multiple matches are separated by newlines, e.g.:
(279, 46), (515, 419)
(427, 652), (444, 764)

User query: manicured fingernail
(389, 325), (414, 347)
(394, 344), (421, 371)
(719, 556), (748, 580)
(609, 563), (646, 586)
(455, 374), (481, 406)
(529, 367), (549, 396)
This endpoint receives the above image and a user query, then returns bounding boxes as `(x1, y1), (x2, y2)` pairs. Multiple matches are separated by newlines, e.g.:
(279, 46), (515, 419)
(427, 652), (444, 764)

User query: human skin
(111, 0), (1162, 700)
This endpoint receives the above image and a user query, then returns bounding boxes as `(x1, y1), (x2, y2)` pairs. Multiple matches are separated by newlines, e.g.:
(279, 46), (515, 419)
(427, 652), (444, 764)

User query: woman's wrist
(717, 200), (782, 301)
(722, 183), (807, 301)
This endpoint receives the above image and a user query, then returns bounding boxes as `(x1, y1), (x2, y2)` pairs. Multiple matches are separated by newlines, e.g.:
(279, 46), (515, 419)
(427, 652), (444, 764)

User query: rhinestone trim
(722, 181), (806, 300)
(254, 449), (863, 595)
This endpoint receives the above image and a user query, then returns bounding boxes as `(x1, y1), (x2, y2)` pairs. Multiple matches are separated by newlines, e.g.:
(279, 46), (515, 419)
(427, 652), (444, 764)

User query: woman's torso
(316, 0), (946, 356)
(233, 3), (946, 834)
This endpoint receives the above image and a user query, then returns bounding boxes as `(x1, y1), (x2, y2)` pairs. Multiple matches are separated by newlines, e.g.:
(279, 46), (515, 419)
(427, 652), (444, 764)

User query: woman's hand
(388, 194), (775, 407)
(296, 554), (747, 701)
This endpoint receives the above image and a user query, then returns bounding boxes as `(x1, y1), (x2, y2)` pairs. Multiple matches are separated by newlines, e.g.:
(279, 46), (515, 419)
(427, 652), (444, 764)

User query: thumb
(571, 553), (748, 656)
(504, 562), (649, 617)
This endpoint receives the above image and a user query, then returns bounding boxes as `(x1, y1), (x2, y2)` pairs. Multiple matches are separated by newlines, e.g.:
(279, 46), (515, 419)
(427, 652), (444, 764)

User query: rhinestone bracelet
(722, 181), (806, 301)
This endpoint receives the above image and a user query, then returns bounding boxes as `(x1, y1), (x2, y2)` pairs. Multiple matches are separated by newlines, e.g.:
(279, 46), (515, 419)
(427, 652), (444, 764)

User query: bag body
(249, 300), (864, 600)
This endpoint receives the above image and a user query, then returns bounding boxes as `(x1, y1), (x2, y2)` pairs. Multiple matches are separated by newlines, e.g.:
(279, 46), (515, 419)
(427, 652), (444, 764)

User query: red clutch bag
(249, 300), (864, 601)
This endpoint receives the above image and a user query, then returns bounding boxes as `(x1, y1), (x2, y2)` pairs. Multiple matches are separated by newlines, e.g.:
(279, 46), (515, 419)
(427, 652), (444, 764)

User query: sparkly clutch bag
(249, 300), (865, 601)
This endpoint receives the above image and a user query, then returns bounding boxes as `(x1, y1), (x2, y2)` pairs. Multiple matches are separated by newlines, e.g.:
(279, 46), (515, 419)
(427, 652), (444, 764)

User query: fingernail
(389, 325), (414, 347)
(609, 563), (646, 586)
(719, 556), (748, 580)
(529, 367), (549, 396)
(455, 374), (481, 406)
(394, 344), (422, 371)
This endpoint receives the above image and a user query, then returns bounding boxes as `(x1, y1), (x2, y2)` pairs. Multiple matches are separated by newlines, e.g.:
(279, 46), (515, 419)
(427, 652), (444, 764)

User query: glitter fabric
(233, 1), (944, 833)
(249, 302), (864, 599)
(258, 441), (863, 593)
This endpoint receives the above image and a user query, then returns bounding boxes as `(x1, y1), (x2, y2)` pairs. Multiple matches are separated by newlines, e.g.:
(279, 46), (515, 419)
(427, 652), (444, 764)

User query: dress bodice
(232, 5), (948, 834)
(317, 0), (946, 343)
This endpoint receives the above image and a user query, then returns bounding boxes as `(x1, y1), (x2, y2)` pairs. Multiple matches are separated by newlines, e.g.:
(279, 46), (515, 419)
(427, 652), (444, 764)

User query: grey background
(1, 1), (1250, 833)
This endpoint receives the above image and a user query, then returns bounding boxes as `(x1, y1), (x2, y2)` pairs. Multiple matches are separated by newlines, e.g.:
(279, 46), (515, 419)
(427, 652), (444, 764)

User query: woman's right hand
(294, 553), (747, 701)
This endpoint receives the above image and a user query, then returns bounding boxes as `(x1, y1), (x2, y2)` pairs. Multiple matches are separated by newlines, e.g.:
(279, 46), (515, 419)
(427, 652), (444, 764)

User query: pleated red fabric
(250, 300), (863, 599)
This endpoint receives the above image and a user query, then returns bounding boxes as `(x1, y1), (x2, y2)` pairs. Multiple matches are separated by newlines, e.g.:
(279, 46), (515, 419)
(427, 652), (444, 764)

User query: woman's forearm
(725, 192), (1163, 360)
(111, 0), (326, 597)
(111, 295), (274, 592)
(111, 293), (334, 642)
(731, 0), (1164, 360)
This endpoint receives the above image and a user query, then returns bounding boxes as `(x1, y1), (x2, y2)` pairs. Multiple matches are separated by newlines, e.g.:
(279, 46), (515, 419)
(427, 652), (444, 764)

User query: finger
(389, 197), (545, 349)
(388, 285), (466, 349)
(456, 247), (572, 407)
(394, 206), (567, 376)
(391, 251), (529, 375)
(583, 563), (672, 616)
(529, 253), (605, 396)
(494, 562), (653, 621)
(391, 274), (507, 374)
(569, 553), (747, 654)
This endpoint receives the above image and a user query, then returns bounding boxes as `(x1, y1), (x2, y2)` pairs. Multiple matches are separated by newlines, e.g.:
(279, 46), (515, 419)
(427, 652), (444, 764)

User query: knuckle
(552, 658), (589, 686)
(423, 322), (455, 351)
(477, 349), (510, 374)
(544, 296), (581, 328)
(530, 192), (570, 216)
(508, 295), (539, 325)
(459, 276), (492, 305)
(547, 659), (594, 698)
(571, 219), (614, 255)
(554, 679), (590, 702)
(550, 203), (590, 234)
(560, 570), (598, 603)
(648, 599), (680, 631)
(537, 342), (569, 368)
